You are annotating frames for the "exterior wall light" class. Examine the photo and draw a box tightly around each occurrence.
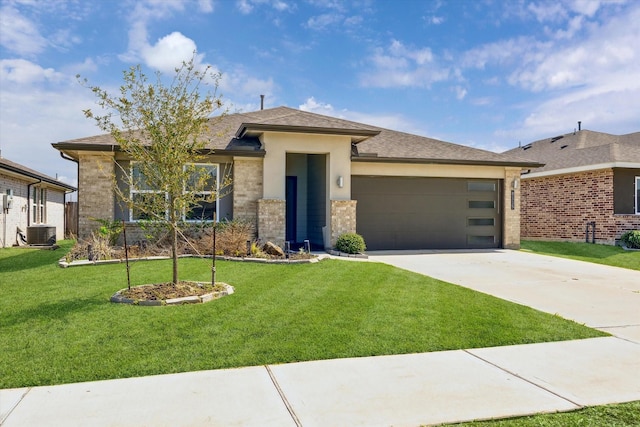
[337,176,344,188]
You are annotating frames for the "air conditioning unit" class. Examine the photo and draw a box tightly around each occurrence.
[26,225,56,245]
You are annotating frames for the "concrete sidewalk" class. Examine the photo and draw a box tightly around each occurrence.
[2,250,639,426]
[2,337,639,427]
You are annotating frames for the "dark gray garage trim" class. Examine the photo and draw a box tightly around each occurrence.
[352,176,502,250]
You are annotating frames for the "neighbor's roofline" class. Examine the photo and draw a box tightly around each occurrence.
[521,162,640,179]
[0,160,76,192]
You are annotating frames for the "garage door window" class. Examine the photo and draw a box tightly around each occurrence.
[468,235,495,245]
[468,218,494,226]
[468,181,496,192]
[469,200,495,209]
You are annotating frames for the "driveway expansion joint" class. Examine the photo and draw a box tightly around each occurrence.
[1,387,31,425]
[463,350,584,409]
[264,365,302,427]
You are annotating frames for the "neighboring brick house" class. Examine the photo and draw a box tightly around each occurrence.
[504,129,640,245]
[0,157,76,248]
[53,107,538,251]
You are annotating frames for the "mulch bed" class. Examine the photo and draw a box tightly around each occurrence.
[119,281,227,301]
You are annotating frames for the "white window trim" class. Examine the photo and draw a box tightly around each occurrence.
[129,162,167,222]
[635,176,640,215]
[184,163,219,223]
[129,162,219,222]
[31,186,47,224]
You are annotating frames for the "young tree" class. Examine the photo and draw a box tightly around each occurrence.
[80,56,226,284]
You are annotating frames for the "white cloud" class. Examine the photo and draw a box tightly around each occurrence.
[236,0,291,14]
[299,97,430,136]
[306,13,343,30]
[509,6,640,92]
[454,86,467,100]
[0,59,65,84]
[141,32,202,73]
[360,39,449,88]
[0,4,47,56]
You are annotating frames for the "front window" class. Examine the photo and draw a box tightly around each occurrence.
[130,163,166,221]
[31,187,47,224]
[129,162,219,222]
[185,164,218,222]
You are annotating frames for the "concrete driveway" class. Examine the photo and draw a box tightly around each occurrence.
[368,249,640,343]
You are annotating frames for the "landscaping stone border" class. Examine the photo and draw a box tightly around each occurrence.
[110,282,235,306]
[326,249,368,259]
[59,253,326,268]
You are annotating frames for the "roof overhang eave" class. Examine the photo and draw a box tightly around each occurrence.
[351,156,544,168]
[0,164,77,192]
[235,123,380,142]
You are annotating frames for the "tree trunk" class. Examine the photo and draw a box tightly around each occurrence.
[169,194,179,285]
[172,223,179,284]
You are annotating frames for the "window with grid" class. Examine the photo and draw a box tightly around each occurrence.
[31,187,47,224]
[129,162,218,222]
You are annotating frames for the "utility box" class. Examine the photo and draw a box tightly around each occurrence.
[26,225,56,245]
[3,190,13,210]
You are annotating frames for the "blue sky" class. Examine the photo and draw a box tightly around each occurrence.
[1,0,639,190]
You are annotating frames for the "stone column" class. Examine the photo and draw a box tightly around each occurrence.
[78,152,115,241]
[257,199,285,247]
[503,168,521,249]
[232,158,263,238]
[330,199,357,249]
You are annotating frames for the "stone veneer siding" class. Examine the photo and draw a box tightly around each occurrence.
[521,168,640,244]
[78,152,114,240]
[503,169,522,249]
[232,158,263,238]
[257,199,285,247]
[330,200,357,248]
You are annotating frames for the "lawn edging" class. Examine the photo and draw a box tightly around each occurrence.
[110,282,235,306]
[59,253,328,268]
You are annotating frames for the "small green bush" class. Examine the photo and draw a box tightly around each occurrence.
[335,233,366,254]
[620,230,640,249]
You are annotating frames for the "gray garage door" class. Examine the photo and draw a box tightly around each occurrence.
[352,176,502,250]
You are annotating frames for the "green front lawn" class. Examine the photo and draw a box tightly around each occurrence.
[521,240,640,271]
[0,242,605,389]
[445,400,640,426]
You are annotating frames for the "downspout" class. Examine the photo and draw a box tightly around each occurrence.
[59,151,79,238]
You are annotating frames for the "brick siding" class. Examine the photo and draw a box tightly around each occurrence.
[521,168,639,244]
[257,199,285,246]
[232,159,263,238]
[78,153,115,240]
[503,169,521,249]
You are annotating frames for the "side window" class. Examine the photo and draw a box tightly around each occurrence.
[636,176,640,215]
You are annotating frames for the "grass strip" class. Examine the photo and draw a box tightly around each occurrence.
[0,241,605,388]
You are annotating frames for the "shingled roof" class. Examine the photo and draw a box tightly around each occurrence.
[53,106,539,167]
[0,157,76,191]
[503,130,640,175]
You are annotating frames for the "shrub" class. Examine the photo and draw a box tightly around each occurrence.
[335,233,366,254]
[620,230,640,249]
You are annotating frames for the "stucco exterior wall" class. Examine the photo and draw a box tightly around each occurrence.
[521,168,639,244]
